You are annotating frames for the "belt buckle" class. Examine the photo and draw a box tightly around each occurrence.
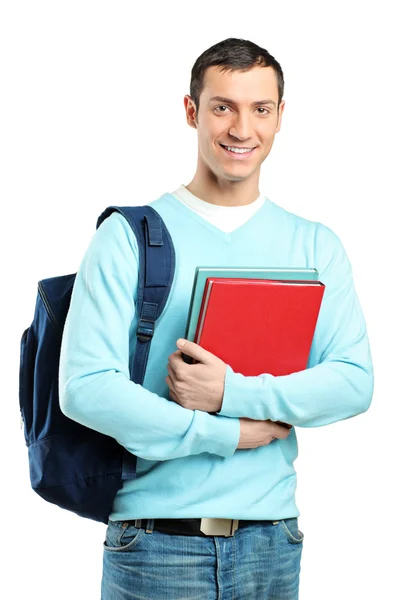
[200,518,239,537]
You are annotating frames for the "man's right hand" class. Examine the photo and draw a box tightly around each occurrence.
[237,418,292,449]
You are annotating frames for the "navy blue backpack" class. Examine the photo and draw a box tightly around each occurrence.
[19,205,176,523]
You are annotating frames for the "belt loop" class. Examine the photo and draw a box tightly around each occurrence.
[145,518,155,534]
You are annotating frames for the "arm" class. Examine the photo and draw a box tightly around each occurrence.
[218,223,374,427]
[58,212,240,460]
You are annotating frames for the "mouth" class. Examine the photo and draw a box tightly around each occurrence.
[219,143,257,160]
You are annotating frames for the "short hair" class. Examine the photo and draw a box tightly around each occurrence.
[189,38,284,118]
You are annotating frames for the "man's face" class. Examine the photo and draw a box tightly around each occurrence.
[185,65,285,183]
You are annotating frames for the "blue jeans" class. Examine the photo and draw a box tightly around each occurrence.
[101,517,304,599]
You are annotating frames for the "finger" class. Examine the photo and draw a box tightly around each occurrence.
[167,362,178,382]
[165,373,178,394]
[169,350,186,369]
[168,385,181,405]
[176,340,213,364]
[271,421,293,439]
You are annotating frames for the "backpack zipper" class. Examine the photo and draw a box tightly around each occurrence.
[38,281,62,334]
[19,327,29,431]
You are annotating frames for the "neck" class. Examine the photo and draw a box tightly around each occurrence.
[186,164,261,207]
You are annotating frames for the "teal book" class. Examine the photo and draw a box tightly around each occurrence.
[184,266,319,344]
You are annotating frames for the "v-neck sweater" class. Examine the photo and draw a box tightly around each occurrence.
[58,191,374,521]
[171,183,265,233]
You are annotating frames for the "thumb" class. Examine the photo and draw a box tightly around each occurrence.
[177,339,212,363]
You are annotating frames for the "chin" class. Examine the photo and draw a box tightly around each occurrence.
[220,171,252,183]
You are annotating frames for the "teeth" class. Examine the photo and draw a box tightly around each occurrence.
[224,145,254,154]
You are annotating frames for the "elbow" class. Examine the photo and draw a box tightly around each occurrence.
[353,362,374,416]
[362,370,374,413]
[58,377,89,425]
[331,360,374,421]
[59,372,70,416]
[59,381,79,421]
[58,359,107,424]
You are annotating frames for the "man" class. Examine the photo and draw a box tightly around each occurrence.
[59,37,374,599]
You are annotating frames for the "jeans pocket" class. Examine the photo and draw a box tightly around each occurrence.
[279,517,304,544]
[103,520,145,552]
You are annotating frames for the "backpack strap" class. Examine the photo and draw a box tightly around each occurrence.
[96,205,176,480]
[96,205,176,384]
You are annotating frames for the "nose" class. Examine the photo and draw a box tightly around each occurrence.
[228,112,253,142]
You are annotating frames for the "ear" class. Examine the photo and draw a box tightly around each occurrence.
[184,95,197,129]
[276,99,285,133]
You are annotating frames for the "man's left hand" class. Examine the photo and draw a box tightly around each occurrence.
[166,339,227,413]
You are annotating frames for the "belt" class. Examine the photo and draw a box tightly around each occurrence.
[131,517,280,537]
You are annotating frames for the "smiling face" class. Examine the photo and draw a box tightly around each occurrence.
[184,65,285,185]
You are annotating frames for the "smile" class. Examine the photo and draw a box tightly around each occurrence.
[219,144,257,159]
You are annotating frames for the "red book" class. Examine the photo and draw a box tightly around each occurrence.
[193,277,325,377]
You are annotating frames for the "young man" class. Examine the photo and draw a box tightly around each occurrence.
[59,38,374,599]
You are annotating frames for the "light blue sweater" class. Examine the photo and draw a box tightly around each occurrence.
[58,192,374,520]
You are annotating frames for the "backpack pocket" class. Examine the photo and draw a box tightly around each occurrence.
[28,429,125,523]
[19,326,35,439]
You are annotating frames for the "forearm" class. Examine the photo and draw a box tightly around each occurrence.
[218,223,374,427]
[220,351,373,427]
[59,365,240,461]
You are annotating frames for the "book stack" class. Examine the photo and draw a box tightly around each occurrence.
[183,267,325,378]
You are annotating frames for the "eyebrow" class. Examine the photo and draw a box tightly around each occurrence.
[208,95,277,108]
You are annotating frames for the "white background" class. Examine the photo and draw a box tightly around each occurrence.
[1,1,399,598]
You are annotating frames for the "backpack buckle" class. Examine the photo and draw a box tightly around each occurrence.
[137,318,155,342]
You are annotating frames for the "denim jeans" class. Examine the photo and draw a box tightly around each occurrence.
[101,517,304,599]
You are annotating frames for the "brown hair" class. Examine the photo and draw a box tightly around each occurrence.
[189,38,284,118]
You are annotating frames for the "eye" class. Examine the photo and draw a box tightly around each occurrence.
[214,105,230,113]
[257,107,270,115]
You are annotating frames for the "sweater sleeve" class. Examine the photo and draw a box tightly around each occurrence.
[218,223,374,427]
[58,212,240,460]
